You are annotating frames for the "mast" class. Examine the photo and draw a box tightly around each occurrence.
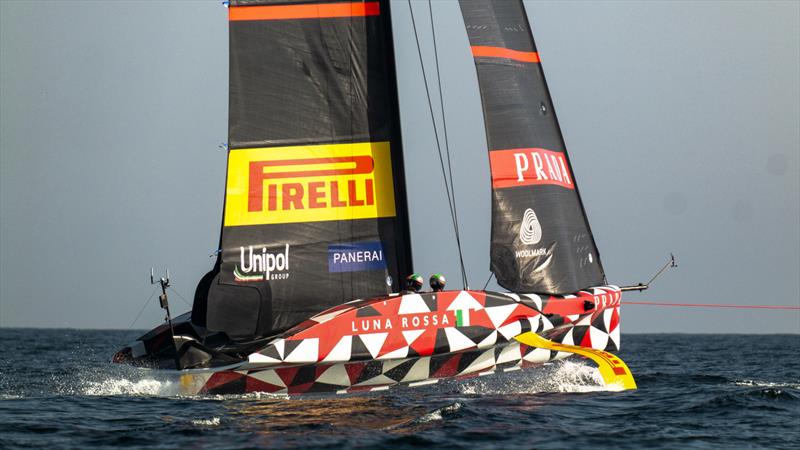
[459,0,606,294]
[194,0,412,338]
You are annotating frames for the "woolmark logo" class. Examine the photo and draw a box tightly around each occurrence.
[519,208,543,245]
[328,241,386,273]
[234,244,290,283]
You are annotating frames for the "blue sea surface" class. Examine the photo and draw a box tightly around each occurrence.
[0,329,798,449]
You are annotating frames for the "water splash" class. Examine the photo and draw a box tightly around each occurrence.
[191,417,221,427]
[80,377,178,396]
[733,379,800,390]
[459,360,613,395]
[413,402,464,423]
[0,394,24,400]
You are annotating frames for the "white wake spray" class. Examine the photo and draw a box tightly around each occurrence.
[80,377,178,396]
[458,360,615,395]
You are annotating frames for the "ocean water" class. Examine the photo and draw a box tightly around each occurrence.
[0,329,798,449]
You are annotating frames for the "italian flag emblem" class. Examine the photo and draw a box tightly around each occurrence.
[233,266,264,283]
[456,309,470,327]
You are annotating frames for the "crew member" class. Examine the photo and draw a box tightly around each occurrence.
[429,273,446,292]
[402,273,424,294]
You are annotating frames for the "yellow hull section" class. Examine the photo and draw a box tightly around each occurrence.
[515,331,637,390]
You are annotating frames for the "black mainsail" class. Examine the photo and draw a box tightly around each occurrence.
[459,0,606,294]
[193,0,412,338]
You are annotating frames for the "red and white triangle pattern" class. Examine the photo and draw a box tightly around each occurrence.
[187,286,623,396]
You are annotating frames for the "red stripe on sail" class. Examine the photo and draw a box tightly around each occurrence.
[489,148,574,189]
[471,46,540,63]
[229,2,380,21]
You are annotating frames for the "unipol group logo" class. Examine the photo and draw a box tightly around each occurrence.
[223,142,397,226]
[233,244,290,283]
[519,208,543,245]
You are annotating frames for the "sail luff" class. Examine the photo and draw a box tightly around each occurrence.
[380,0,414,285]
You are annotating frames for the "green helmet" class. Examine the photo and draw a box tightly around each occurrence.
[404,273,424,292]
[429,273,446,292]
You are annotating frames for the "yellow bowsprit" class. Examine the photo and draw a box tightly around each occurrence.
[514,331,637,390]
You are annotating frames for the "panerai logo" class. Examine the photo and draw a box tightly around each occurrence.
[328,241,386,273]
[516,208,548,258]
[234,244,290,282]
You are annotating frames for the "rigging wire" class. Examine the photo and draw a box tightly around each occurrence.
[128,286,159,329]
[622,301,800,310]
[407,0,468,288]
[167,286,194,308]
[482,272,494,291]
[427,0,468,289]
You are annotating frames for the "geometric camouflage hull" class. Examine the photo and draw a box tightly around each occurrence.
[176,286,623,395]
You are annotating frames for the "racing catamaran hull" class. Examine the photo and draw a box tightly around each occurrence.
[115,286,624,395]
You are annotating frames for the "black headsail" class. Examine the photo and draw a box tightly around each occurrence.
[193,0,412,339]
[458,0,605,294]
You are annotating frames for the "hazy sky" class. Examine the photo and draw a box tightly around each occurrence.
[1,0,798,333]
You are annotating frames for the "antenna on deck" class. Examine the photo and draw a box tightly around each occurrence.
[620,253,677,292]
[151,267,180,367]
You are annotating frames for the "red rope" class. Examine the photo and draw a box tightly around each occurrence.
[622,301,800,310]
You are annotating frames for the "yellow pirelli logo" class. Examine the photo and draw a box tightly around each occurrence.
[224,142,396,226]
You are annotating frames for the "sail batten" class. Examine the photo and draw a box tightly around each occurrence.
[470,46,540,63]
[459,0,606,295]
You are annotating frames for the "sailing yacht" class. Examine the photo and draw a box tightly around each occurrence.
[113,0,637,395]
